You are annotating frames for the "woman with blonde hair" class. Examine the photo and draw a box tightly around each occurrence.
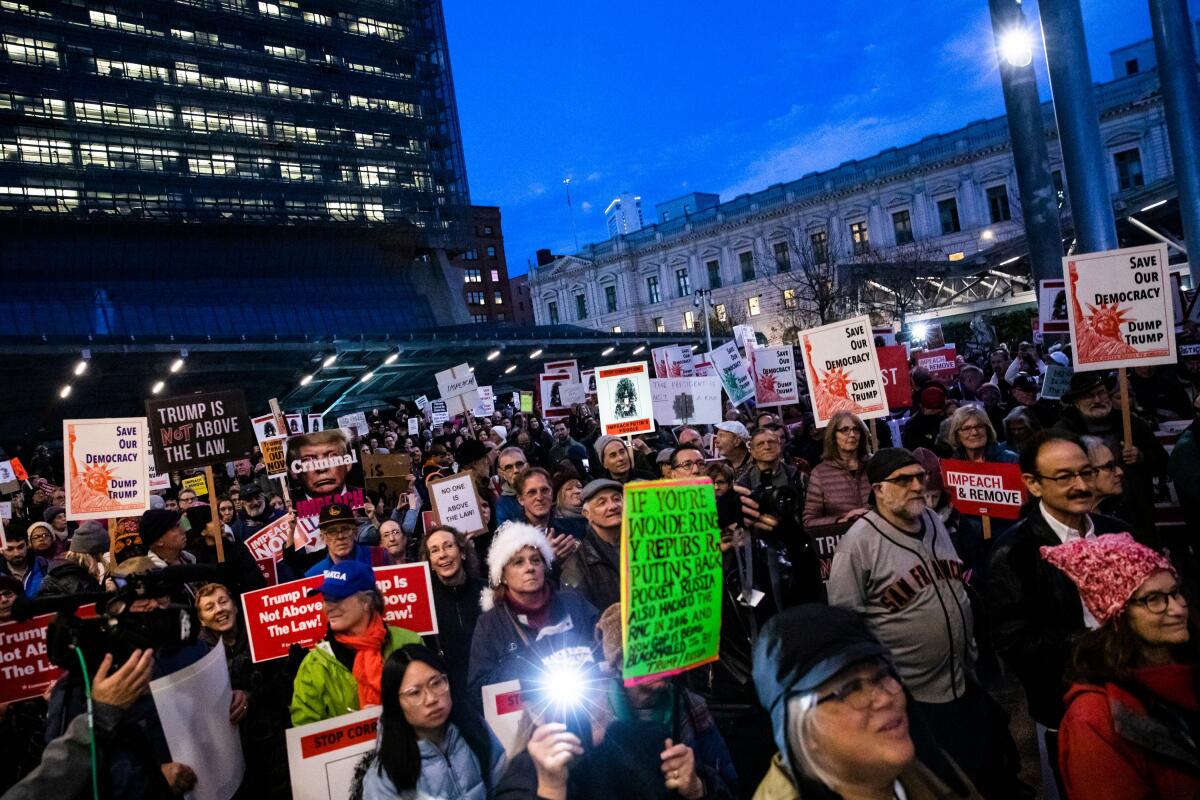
[947,404,1017,464]
[802,411,871,527]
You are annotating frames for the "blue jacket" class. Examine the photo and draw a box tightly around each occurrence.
[1,555,48,597]
[494,494,523,526]
[303,543,393,578]
[359,721,506,800]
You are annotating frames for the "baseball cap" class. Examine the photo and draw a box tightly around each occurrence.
[714,421,750,440]
[318,502,355,530]
[308,560,376,600]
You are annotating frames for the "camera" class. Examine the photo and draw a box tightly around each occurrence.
[715,479,804,534]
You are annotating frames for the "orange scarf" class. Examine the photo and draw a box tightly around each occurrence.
[335,613,388,708]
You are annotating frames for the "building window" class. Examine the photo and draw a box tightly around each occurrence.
[653,317,665,333]
[604,285,617,314]
[1125,58,1139,76]
[612,325,622,333]
[487,246,497,258]
[937,198,961,234]
[810,230,828,263]
[547,301,559,324]
[647,275,662,304]
[986,185,1012,223]
[748,296,762,316]
[892,210,914,245]
[850,221,869,255]
[575,293,587,320]
[676,268,691,297]
[773,241,791,272]
[1114,148,1145,190]
[471,314,488,323]
[490,270,500,282]
[494,290,504,305]
[706,259,722,289]
[466,290,485,305]
[484,225,494,235]
[497,313,506,322]
[783,288,797,309]
[3,35,59,68]
[739,251,755,282]
[464,268,482,283]
[684,310,695,330]
[714,303,727,322]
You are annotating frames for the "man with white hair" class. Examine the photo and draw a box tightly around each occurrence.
[495,446,529,525]
[714,421,753,479]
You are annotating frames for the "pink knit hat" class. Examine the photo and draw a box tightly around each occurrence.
[1040,534,1175,625]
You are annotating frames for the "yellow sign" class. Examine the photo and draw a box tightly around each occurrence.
[261,436,287,479]
[181,474,208,497]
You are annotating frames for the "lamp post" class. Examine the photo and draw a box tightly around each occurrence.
[693,289,714,353]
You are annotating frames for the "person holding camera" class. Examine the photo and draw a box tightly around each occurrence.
[735,428,800,496]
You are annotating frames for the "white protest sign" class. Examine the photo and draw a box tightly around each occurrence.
[734,324,757,351]
[0,503,10,521]
[543,359,580,383]
[436,363,480,416]
[407,417,419,436]
[596,361,655,437]
[1040,363,1074,401]
[558,382,587,406]
[580,369,597,395]
[748,346,800,407]
[0,461,14,484]
[538,372,573,418]
[652,345,695,379]
[335,412,369,438]
[63,417,151,521]
[428,472,485,535]
[799,314,890,427]
[286,707,381,800]
[692,357,715,378]
[1065,243,1176,369]
[482,680,525,756]
[473,385,496,417]
[307,413,323,433]
[651,377,724,426]
[415,395,430,412]
[709,341,755,407]
[430,400,449,427]
[1039,279,1070,334]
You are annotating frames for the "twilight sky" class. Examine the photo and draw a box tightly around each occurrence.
[442,0,1152,275]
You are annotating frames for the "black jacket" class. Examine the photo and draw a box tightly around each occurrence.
[426,573,486,705]
[559,525,620,613]
[982,508,1133,727]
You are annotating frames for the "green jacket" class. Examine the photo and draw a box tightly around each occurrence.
[290,625,421,726]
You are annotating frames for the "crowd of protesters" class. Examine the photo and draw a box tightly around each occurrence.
[2,329,1200,800]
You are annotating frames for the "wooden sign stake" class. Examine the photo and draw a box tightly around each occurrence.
[981,514,992,541]
[1118,368,1134,447]
[204,465,225,563]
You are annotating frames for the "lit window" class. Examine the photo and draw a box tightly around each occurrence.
[464,268,482,283]
[342,14,407,41]
[95,58,169,83]
[1,137,71,165]
[612,325,622,333]
[494,291,504,305]
[263,44,306,61]
[654,317,665,333]
[783,288,797,309]
[5,94,67,119]
[491,270,500,282]
[0,185,79,212]
[79,142,179,171]
[748,296,762,316]
[275,122,318,142]
[487,246,497,258]
[684,310,695,330]
[181,107,267,137]
[359,165,396,187]
[303,11,331,25]
[188,154,237,176]
[225,76,263,95]
[258,2,281,17]
[850,221,869,255]
[467,290,485,305]
[3,35,58,67]
[348,95,419,116]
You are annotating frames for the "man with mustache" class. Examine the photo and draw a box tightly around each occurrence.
[1052,371,1167,536]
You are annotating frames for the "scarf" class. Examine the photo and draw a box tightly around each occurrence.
[504,584,554,630]
[335,613,388,708]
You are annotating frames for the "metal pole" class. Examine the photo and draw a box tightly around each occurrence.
[702,291,714,353]
[1038,0,1120,253]
[1149,0,1200,282]
[987,0,1065,288]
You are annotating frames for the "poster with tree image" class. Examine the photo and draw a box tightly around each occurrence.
[595,361,654,437]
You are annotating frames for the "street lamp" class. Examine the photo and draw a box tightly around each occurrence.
[998,27,1034,68]
[693,289,714,353]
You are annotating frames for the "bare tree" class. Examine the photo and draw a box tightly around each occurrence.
[841,241,951,331]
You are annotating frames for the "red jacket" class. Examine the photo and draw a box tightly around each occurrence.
[1059,663,1200,799]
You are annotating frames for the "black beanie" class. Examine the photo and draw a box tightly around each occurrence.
[866,447,920,484]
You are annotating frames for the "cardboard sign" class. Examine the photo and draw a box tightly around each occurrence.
[1039,279,1070,334]
[427,472,485,535]
[543,359,580,383]
[915,345,958,383]
[0,614,63,703]
[651,377,724,426]
[620,478,722,685]
[181,474,208,497]
[709,341,755,407]
[799,315,890,426]
[652,345,695,379]
[940,459,1027,520]
[407,417,419,436]
[877,345,913,410]
[261,435,288,479]
[596,361,655,437]
[286,707,382,800]
[146,390,254,473]
[482,680,525,755]
[362,453,412,505]
[430,401,449,427]
[1064,243,1176,369]
[64,417,151,521]
[1040,363,1074,401]
[435,363,480,416]
[335,412,369,438]
[307,414,323,433]
[748,346,799,407]
[733,324,757,351]
[538,372,573,419]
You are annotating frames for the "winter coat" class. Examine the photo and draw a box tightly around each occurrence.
[35,557,100,598]
[290,625,423,726]
[426,574,487,706]
[0,556,47,597]
[902,414,951,457]
[981,509,1132,727]
[752,753,981,800]
[1059,664,1200,800]
[559,525,620,613]
[1168,421,1200,532]
[299,542,394,578]
[494,493,523,526]
[802,459,870,528]
[358,721,506,800]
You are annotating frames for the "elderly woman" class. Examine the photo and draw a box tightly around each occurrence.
[753,604,980,799]
[552,471,584,519]
[802,411,872,528]
[1001,406,1041,454]
[1082,435,1131,523]
[947,404,1017,464]
[467,522,599,701]
[419,525,486,703]
[291,560,423,725]
[1048,534,1200,799]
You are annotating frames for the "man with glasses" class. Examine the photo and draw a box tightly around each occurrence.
[561,479,624,610]
[285,502,394,578]
[736,428,799,493]
[827,447,1000,794]
[495,446,529,525]
[669,444,707,478]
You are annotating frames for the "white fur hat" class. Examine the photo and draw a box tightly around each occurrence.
[480,521,555,612]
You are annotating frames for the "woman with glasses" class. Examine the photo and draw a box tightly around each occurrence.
[802,411,872,527]
[1081,435,1131,524]
[753,604,980,799]
[1046,534,1200,799]
[945,405,1018,573]
[355,645,505,800]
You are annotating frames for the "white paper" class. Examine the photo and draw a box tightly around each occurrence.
[748,346,800,407]
[151,641,244,800]
[335,413,369,438]
[429,473,485,534]
[286,707,382,800]
[436,363,480,416]
[0,461,14,484]
[595,361,655,437]
[709,342,755,407]
[482,680,526,758]
[407,418,419,436]
[558,383,587,406]
[651,377,724,425]
[799,314,890,426]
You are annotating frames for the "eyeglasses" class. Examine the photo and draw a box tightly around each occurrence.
[673,459,705,471]
[1094,460,1121,474]
[1130,586,1187,614]
[399,673,450,704]
[1032,468,1098,486]
[880,471,929,487]
[323,527,356,541]
[958,424,988,435]
[835,426,861,435]
[500,461,527,472]
[816,668,903,710]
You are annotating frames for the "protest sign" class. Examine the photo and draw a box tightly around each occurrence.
[254,412,304,442]
[286,428,365,535]
[519,392,533,413]
[472,385,495,418]
[709,341,755,406]
[0,461,15,485]
[63,417,151,521]
[809,522,853,582]
[924,323,946,349]
[940,459,1027,536]
[877,345,913,409]
[243,514,298,564]
[363,453,412,506]
[261,435,288,479]
[7,457,26,482]
[307,413,323,433]
[151,641,244,800]
[1039,279,1070,334]
[435,363,480,416]
[557,382,587,406]
[872,326,898,346]
[580,369,597,395]
[621,478,722,685]
[286,707,382,800]
[427,472,486,535]
[538,372,573,419]
[596,361,655,437]
[0,503,10,521]
[691,357,715,378]
[181,474,208,497]
[799,315,890,427]
[650,377,723,426]
[373,563,439,633]
[145,391,253,473]
[0,614,62,704]
[482,680,526,755]
[652,345,695,379]
[748,346,799,406]
[335,412,369,438]
[915,345,958,382]
[415,395,430,412]
[1040,363,1074,401]
[543,359,580,383]
[1064,243,1176,369]
[407,417,419,436]
[733,324,757,351]
[430,401,449,426]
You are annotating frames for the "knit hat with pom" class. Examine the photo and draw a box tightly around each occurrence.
[480,521,555,612]
[1040,533,1175,625]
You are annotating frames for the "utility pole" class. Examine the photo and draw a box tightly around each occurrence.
[694,289,714,353]
[563,177,580,252]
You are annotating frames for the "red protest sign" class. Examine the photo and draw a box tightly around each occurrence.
[0,614,63,704]
[374,563,439,635]
[915,346,958,382]
[877,346,913,409]
[243,515,294,564]
[254,557,279,586]
[9,457,28,482]
[939,459,1027,520]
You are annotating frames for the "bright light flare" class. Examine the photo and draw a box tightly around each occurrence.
[529,349,543,359]
[601,346,615,356]
[632,345,646,355]
[911,323,929,342]
[59,385,72,399]
[300,374,314,386]
[998,28,1034,68]
[170,358,185,373]
[504,365,517,374]
[360,371,375,383]
[151,381,165,394]
[73,360,88,376]
[384,353,399,365]
[487,349,501,361]
[322,354,337,367]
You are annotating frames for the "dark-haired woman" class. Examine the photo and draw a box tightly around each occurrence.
[355,645,505,800]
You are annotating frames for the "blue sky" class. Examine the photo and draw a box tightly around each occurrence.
[442,0,1150,275]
